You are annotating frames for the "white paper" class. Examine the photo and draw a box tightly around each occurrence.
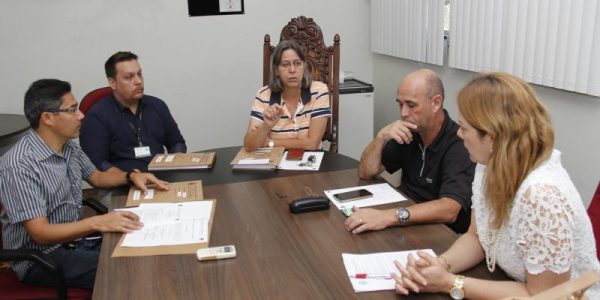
[219,0,242,12]
[342,249,436,293]
[278,151,324,171]
[239,158,270,165]
[132,189,154,201]
[324,183,407,210]
[144,189,154,199]
[116,202,212,247]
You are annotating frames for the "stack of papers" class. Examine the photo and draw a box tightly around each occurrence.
[324,183,407,210]
[116,201,213,247]
[342,249,436,292]
[230,147,285,170]
[230,147,326,171]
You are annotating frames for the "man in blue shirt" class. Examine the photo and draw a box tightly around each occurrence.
[0,79,169,289]
[80,51,186,172]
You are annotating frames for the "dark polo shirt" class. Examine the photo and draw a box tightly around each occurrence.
[80,94,186,172]
[381,110,475,233]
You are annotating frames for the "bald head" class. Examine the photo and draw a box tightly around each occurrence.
[400,69,445,102]
[395,69,446,136]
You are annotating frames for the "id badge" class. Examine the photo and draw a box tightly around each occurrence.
[134,146,151,158]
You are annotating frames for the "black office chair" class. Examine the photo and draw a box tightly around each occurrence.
[0,198,107,300]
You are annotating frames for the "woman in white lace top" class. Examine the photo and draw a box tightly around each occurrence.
[393,73,600,299]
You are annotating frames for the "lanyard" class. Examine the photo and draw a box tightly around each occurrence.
[127,111,144,147]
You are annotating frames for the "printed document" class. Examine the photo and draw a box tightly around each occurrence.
[342,249,436,292]
[324,183,407,210]
[117,201,212,247]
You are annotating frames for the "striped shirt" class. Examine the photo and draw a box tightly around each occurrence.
[0,130,96,279]
[250,81,331,140]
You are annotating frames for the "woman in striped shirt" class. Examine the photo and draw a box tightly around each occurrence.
[244,40,331,151]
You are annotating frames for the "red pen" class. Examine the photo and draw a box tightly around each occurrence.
[352,273,393,280]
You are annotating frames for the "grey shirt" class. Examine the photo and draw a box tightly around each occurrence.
[0,130,96,279]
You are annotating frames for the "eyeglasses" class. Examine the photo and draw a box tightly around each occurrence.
[47,106,79,114]
[279,60,304,70]
[298,155,317,167]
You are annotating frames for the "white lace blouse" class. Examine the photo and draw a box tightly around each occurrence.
[472,150,600,298]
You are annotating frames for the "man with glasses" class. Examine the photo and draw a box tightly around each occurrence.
[0,79,169,289]
[344,69,475,234]
[80,51,186,172]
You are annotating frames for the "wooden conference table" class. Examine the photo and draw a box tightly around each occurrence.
[93,147,507,300]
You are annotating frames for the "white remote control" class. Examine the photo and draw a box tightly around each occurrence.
[196,245,236,261]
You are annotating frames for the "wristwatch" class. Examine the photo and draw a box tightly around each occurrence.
[126,169,141,185]
[396,207,410,224]
[449,275,465,300]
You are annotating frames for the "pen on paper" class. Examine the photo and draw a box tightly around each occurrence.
[351,273,393,280]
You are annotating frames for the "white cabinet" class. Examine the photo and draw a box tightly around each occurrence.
[338,79,374,161]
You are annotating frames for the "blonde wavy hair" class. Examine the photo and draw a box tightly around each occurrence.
[457,72,554,228]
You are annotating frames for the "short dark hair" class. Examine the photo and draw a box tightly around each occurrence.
[105,51,138,78]
[268,40,312,93]
[24,79,71,129]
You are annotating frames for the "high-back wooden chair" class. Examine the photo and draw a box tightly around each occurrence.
[263,16,340,153]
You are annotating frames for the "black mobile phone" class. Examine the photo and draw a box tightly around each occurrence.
[333,189,373,202]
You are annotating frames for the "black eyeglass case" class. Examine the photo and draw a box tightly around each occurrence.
[289,197,330,214]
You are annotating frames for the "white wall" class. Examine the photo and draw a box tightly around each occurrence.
[0,0,373,151]
[372,54,600,206]
[4,0,597,205]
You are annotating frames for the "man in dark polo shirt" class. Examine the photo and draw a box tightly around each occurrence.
[80,51,186,172]
[344,69,474,234]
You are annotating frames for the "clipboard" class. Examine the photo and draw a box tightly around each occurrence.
[124,180,204,207]
[111,199,217,257]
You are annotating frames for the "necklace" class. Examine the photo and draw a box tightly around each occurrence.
[483,220,504,272]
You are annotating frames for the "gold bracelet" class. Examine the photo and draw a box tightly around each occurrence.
[438,254,451,271]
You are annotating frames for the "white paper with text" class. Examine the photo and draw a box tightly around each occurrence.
[342,249,436,292]
[116,202,212,247]
[324,183,407,210]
